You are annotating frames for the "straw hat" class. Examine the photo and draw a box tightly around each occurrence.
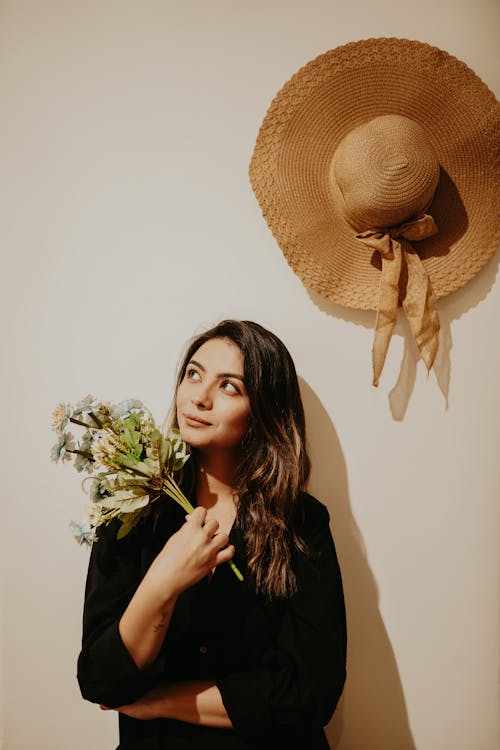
[249,38,500,386]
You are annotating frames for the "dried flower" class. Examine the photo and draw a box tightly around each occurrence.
[69,520,96,546]
[50,432,75,463]
[51,395,244,582]
[51,403,72,433]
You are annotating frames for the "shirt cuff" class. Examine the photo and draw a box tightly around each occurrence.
[78,619,167,707]
[217,667,272,735]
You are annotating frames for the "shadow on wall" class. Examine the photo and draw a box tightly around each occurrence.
[307,248,499,420]
[299,379,417,750]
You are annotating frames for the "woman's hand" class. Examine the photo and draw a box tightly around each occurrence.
[147,506,235,597]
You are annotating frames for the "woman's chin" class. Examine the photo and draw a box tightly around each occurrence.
[179,428,212,450]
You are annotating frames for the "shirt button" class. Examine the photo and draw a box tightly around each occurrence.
[199,645,208,655]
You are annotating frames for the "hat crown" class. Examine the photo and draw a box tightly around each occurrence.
[331,115,440,231]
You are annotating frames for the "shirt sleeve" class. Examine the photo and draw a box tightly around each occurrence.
[216,501,346,736]
[76,520,168,708]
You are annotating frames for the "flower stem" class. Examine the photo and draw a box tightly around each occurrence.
[163,478,194,514]
[69,417,94,429]
[89,411,103,428]
[228,560,244,581]
[72,449,93,458]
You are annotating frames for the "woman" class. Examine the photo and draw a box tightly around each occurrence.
[77,319,347,749]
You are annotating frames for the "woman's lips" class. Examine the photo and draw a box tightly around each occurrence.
[183,413,212,427]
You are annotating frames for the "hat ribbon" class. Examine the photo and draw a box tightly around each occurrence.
[356,214,440,387]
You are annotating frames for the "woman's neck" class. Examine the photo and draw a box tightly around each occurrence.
[193,450,238,509]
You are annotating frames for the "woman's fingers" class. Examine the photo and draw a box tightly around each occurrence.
[189,506,207,525]
[209,529,228,549]
[154,506,234,591]
[202,518,220,537]
[214,544,235,565]
[185,509,220,538]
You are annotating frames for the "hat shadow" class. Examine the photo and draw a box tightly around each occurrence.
[299,378,417,750]
[307,244,499,419]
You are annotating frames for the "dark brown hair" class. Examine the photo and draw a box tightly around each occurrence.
[171,320,311,599]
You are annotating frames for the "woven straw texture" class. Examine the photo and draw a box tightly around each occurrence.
[249,38,500,311]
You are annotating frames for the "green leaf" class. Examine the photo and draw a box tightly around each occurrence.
[98,492,150,513]
[161,438,172,467]
[123,413,140,432]
[150,429,162,446]
[172,454,189,472]
[117,510,144,539]
[134,458,158,478]
[115,471,150,488]
[122,429,141,451]
[117,453,140,469]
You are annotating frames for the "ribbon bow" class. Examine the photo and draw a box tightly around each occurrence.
[357,214,440,387]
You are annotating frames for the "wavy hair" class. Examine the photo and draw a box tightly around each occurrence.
[168,320,311,599]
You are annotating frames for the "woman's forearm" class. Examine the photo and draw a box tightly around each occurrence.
[118,508,234,671]
[118,568,179,670]
[162,681,232,728]
[122,681,233,728]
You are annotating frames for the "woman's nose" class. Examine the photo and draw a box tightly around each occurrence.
[192,383,212,409]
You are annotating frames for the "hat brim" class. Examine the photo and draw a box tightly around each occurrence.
[250,38,500,310]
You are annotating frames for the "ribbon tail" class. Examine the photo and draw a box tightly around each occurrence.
[401,242,440,374]
[372,242,403,387]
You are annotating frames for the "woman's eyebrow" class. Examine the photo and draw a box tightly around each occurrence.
[188,359,245,383]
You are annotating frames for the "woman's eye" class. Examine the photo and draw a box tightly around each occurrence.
[186,368,201,381]
[221,380,239,394]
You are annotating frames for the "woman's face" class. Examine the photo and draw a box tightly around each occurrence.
[176,337,251,453]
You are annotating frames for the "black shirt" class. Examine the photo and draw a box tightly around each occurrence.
[77,491,347,749]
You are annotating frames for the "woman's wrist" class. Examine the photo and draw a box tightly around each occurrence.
[144,558,184,602]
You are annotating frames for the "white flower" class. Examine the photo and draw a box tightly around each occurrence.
[74,452,93,474]
[87,476,113,502]
[88,503,106,528]
[81,430,97,449]
[69,520,96,546]
[50,432,75,463]
[140,416,155,440]
[74,432,97,473]
[73,394,99,418]
[90,431,121,465]
[111,399,146,420]
[51,403,72,433]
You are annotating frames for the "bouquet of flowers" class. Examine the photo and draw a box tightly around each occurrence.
[51,395,243,581]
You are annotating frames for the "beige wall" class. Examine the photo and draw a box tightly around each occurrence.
[2,1,499,749]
